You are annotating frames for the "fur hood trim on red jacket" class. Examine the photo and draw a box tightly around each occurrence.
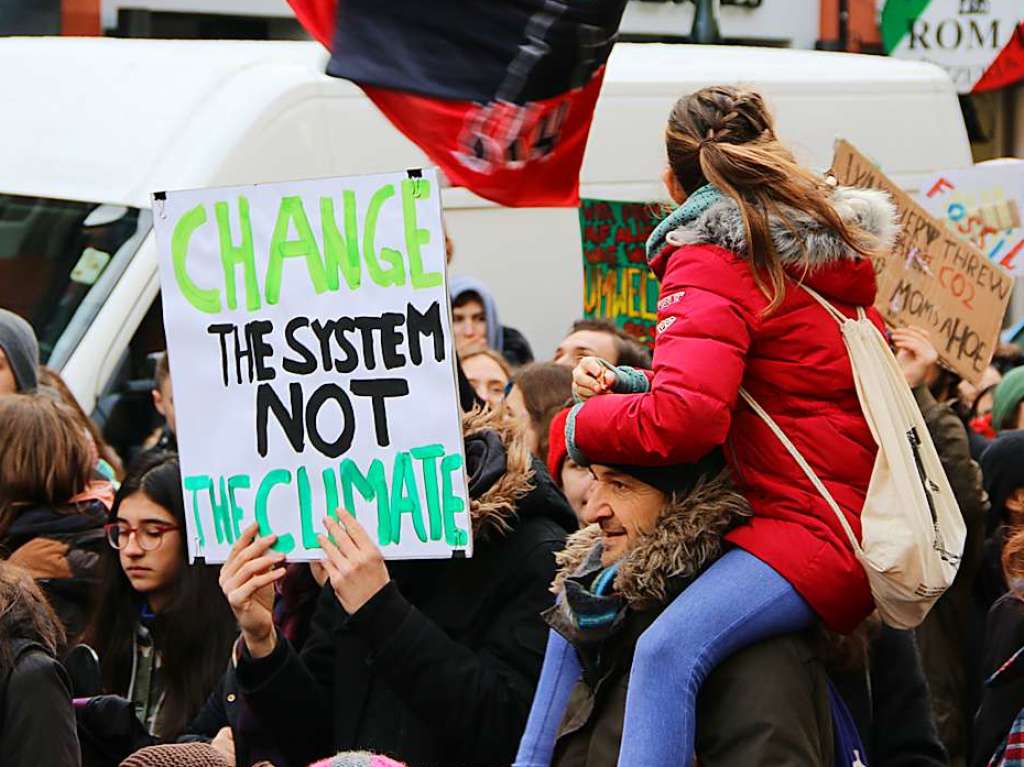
[664,187,899,270]
[551,471,750,610]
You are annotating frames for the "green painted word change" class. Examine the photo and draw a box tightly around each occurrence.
[172,179,442,314]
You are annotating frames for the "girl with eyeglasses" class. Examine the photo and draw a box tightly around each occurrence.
[82,451,236,741]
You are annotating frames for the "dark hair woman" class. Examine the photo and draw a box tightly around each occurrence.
[0,561,81,766]
[82,451,236,740]
[0,392,106,638]
[522,85,899,767]
[39,365,125,481]
[503,362,573,461]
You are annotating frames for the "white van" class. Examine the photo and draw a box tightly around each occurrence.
[0,36,972,451]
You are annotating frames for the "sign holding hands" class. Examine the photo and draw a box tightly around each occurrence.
[219,522,285,659]
[318,514,391,615]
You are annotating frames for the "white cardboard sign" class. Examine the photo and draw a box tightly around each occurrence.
[152,170,471,562]
[915,160,1024,277]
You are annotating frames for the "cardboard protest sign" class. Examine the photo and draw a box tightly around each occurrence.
[152,170,471,562]
[832,140,1014,384]
[915,161,1024,277]
[578,199,661,348]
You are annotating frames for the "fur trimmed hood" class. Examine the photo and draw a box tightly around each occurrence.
[552,472,751,610]
[663,186,898,271]
[461,407,536,540]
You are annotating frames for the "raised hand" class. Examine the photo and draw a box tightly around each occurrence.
[318,514,390,615]
[218,522,286,658]
[892,326,938,388]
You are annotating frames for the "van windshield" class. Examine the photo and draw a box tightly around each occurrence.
[0,193,151,368]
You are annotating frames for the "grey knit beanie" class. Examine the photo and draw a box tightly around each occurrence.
[0,308,39,392]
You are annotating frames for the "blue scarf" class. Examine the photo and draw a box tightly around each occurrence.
[544,545,626,646]
[645,184,725,263]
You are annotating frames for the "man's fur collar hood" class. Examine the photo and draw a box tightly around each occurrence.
[663,186,899,270]
[552,472,751,610]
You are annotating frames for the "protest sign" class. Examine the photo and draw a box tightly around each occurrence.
[915,161,1024,277]
[578,199,661,347]
[152,170,471,563]
[833,140,1014,384]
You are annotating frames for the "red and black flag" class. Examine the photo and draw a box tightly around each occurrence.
[288,0,628,207]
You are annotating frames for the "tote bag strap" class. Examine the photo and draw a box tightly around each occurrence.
[738,387,862,555]
[799,283,868,325]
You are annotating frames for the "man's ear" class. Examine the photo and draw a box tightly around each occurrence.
[1008,487,1024,515]
[152,388,166,418]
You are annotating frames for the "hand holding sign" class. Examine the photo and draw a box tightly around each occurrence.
[219,523,285,658]
[893,326,939,388]
[319,513,391,615]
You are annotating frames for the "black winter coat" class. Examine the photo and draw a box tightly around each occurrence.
[973,594,1024,767]
[2,501,106,639]
[233,455,574,767]
[831,626,947,767]
[1,639,81,767]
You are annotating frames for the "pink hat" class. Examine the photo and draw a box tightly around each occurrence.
[308,753,407,767]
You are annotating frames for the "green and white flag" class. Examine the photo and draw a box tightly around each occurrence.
[882,1,1024,94]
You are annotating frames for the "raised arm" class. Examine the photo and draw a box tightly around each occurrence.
[569,247,760,466]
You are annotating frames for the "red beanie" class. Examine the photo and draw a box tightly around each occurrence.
[547,408,570,487]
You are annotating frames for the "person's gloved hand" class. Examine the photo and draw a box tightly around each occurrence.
[573,357,650,402]
[572,357,617,401]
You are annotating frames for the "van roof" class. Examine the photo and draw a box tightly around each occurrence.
[605,41,953,92]
[0,37,968,206]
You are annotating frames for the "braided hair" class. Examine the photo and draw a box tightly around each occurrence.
[665,85,878,313]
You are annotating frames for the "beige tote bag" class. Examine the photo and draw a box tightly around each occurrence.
[739,286,966,630]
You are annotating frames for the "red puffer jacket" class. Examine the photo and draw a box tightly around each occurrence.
[570,187,898,633]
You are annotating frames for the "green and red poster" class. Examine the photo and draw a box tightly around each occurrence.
[578,199,661,348]
[882,1,1024,94]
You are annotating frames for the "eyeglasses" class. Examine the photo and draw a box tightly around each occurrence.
[104,521,180,551]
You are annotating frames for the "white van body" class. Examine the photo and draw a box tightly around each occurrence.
[0,37,971,413]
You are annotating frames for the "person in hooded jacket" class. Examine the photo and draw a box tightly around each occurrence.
[218,408,574,767]
[524,452,839,767]
[0,561,81,767]
[450,276,534,366]
[0,392,107,638]
[520,448,946,767]
[549,85,896,767]
[0,307,39,395]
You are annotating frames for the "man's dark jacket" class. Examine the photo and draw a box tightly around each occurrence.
[543,473,836,767]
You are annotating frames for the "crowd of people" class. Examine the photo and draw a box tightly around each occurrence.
[2,84,1024,767]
